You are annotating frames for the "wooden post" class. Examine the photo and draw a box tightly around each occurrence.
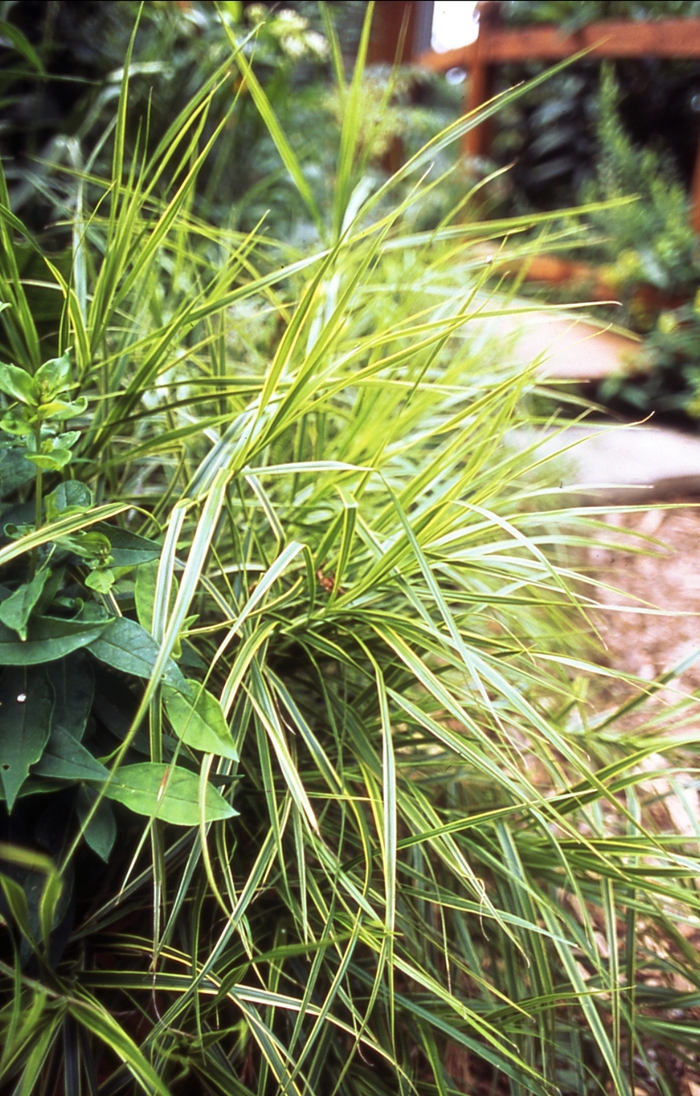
[463,1,497,159]
[368,1,418,65]
[463,43,491,158]
[369,1,419,174]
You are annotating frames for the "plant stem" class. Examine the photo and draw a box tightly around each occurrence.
[31,425,43,578]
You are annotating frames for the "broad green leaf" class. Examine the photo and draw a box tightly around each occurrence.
[47,654,94,740]
[0,569,50,640]
[44,480,92,522]
[0,666,53,809]
[26,447,73,471]
[96,524,162,567]
[84,568,116,594]
[33,725,108,782]
[33,351,71,399]
[0,614,109,666]
[135,558,171,632]
[0,443,34,499]
[104,762,237,825]
[135,558,184,654]
[87,617,187,692]
[0,361,34,405]
[77,786,117,862]
[38,396,87,421]
[163,683,238,759]
[0,410,32,436]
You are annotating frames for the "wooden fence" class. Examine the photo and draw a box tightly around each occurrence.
[371,2,700,228]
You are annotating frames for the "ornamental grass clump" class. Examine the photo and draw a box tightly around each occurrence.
[0,7,699,1095]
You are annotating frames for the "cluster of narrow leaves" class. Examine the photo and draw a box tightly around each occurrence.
[1,7,700,1096]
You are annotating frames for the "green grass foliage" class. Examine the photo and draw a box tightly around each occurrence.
[1,8,700,1094]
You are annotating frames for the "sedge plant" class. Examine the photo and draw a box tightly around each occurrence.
[0,7,699,1095]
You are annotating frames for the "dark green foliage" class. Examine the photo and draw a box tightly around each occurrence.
[579,65,700,422]
[586,63,700,297]
[599,294,700,417]
[0,343,240,840]
[501,0,700,28]
[0,1,343,231]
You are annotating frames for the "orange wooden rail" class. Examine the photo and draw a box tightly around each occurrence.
[418,17,700,69]
[370,3,700,229]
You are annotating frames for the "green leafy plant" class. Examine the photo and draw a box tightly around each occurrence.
[0,339,239,817]
[598,290,700,418]
[0,0,346,233]
[501,0,700,29]
[588,64,699,305]
[579,64,700,422]
[1,7,700,1095]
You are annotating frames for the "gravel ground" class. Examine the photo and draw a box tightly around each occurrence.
[578,506,700,1096]
[588,502,700,693]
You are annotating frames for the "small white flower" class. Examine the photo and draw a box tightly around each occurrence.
[281,34,306,58]
[276,9,307,30]
[247,4,267,24]
[306,31,328,58]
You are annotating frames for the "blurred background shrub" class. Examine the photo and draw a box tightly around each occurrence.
[0,0,476,241]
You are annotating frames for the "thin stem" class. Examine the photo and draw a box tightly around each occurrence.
[31,424,43,578]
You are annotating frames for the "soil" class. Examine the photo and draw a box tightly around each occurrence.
[583,502,700,1096]
[588,501,700,693]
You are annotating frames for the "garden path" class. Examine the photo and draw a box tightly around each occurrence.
[481,301,700,1096]
[507,309,700,699]
[507,307,639,382]
[498,305,700,500]
[468,300,700,699]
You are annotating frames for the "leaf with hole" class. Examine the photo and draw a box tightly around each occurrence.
[0,666,53,809]
[103,762,238,825]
